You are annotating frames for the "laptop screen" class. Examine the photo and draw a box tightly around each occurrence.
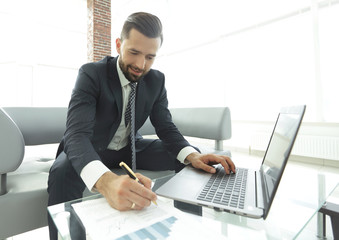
[260,106,305,216]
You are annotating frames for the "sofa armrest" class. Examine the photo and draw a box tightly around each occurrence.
[1,107,67,195]
[3,107,67,145]
[0,108,25,175]
[0,108,25,195]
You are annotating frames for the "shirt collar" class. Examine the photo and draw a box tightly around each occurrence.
[116,56,130,88]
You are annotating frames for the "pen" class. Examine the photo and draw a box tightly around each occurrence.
[119,161,157,205]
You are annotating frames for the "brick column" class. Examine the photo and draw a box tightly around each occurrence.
[87,0,111,62]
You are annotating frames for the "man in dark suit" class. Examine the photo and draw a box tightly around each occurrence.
[47,12,235,239]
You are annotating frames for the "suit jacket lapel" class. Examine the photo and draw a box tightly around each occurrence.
[107,57,123,118]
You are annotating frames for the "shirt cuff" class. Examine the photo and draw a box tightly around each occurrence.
[80,160,111,193]
[177,146,198,165]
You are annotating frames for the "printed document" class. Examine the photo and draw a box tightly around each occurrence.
[72,197,223,240]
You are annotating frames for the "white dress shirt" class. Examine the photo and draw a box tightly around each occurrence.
[80,57,197,192]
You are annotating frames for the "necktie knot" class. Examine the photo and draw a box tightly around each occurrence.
[130,82,136,91]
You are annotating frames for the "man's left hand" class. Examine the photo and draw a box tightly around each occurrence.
[186,152,236,174]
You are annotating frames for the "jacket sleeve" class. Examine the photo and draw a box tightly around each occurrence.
[64,63,102,176]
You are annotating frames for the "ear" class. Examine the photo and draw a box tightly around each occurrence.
[116,38,122,54]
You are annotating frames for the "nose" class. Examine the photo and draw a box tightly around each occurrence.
[135,56,146,70]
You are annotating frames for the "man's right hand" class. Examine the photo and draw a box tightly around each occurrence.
[94,171,157,211]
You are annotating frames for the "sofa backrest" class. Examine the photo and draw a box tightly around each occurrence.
[1,106,231,176]
[139,107,232,141]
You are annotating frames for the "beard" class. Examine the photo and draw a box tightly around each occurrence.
[118,58,147,83]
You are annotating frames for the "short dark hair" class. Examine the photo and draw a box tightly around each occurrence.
[121,12,163,45]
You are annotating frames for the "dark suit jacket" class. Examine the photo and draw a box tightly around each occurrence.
[57,56,191,175]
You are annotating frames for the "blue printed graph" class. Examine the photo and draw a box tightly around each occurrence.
[116,216,178,240]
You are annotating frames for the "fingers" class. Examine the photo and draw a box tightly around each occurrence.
[218,156,236,174]
[129,201,143,211]
[199,154,236,174]
[128,179,157,206]
[103,174,157,211]
[111,200,142,211]
[117,176,156,209]
[224,156,236,173]
[136,173,152,189]
[194,160,217,173]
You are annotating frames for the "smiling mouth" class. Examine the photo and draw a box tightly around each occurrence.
[129,66,143,76]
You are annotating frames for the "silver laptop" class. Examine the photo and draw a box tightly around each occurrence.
[156,105,306,219]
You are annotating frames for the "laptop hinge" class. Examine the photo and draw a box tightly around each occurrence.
[255,171,265,209]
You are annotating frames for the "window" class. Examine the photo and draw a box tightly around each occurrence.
[1,0,338,123]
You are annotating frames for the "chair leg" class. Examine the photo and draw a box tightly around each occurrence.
[317,212,326,238]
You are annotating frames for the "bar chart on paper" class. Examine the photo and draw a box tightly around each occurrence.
[116,216,178,240]
[72,197,221,240]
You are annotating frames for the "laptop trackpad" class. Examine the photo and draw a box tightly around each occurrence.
[155,167,210,200]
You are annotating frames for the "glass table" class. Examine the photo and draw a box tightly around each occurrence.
[48,162,339,240]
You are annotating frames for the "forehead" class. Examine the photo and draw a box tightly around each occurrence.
[122,28,161,55]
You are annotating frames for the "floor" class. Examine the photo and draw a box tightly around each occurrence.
[7,151,339,240]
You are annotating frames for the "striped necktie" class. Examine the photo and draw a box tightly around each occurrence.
[125,82,137,171]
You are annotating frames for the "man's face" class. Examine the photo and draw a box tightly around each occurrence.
[116,28,161,82]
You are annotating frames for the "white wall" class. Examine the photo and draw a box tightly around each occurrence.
[0,0,87,107]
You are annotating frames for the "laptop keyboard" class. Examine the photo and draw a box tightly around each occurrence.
[197,166,248,209]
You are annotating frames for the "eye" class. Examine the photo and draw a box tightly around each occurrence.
[146,56,155,61]
[129,49,139,55]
